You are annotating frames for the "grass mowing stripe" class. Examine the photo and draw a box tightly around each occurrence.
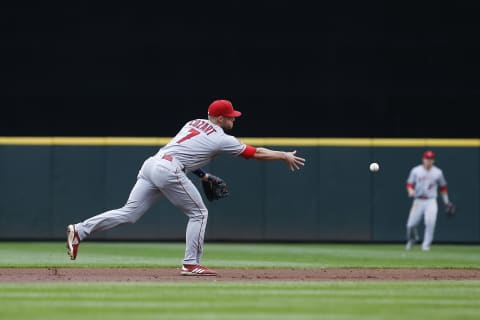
[1,242,479,268]
[0,282,479,320]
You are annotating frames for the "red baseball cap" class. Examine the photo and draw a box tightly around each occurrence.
[423,150,435,159]
[208,99,242,118]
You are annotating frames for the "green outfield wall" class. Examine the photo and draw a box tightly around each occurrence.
[0,137,479,242]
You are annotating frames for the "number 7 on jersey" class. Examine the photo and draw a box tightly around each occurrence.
[177,128,200,143]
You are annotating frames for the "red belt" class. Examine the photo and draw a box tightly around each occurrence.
[162,154,173,161]
[161,154,185,172]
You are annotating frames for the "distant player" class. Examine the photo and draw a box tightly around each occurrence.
[66,99,306,275]
[405,150,454,251]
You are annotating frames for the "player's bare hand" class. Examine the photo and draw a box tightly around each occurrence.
[285,150,306,171]
[407,188,415,198]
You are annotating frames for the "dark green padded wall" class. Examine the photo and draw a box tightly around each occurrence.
[0,145,478,242]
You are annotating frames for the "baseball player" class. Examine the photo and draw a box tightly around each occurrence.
[66,99,306,276]
[405,150,454,251]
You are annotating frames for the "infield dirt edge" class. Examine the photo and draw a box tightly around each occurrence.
[1,268,480,282]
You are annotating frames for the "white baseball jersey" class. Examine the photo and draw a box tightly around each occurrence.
[76,118,256,266]
[155,119,255,172]
[406,165,447,199]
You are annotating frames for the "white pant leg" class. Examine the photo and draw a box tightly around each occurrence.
[76,160,163,240]
[422,199,438,250]
[406,199,425,240]
[163,174,207,265]
[145,158,208,265]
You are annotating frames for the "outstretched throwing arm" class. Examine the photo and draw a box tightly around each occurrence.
[252,147,306,171]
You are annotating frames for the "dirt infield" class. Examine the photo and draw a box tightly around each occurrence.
[1,268,480,282]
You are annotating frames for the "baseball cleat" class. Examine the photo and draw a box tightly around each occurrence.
[66,224,81,260]
[181,264,217,276]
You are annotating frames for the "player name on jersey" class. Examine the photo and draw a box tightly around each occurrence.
[187,119,217,135]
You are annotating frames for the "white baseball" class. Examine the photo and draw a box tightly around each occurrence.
[369,162,380,172]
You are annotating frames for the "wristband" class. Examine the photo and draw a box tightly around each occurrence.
[193,169,206,178]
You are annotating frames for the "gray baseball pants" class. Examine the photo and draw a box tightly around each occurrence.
[74,156,208,265]
[406,198,438,250]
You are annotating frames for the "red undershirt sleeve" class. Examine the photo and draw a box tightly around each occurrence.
[239,145,257,159]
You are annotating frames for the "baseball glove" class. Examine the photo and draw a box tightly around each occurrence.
[445,202,456,217]
[201,174,229,201]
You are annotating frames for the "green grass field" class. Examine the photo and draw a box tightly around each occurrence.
[1,242,479,320]
[1,281,479,320]
[1,242,479,268]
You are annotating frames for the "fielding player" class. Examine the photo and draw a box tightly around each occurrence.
[66,99,306,276]
[405,150,454,251]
